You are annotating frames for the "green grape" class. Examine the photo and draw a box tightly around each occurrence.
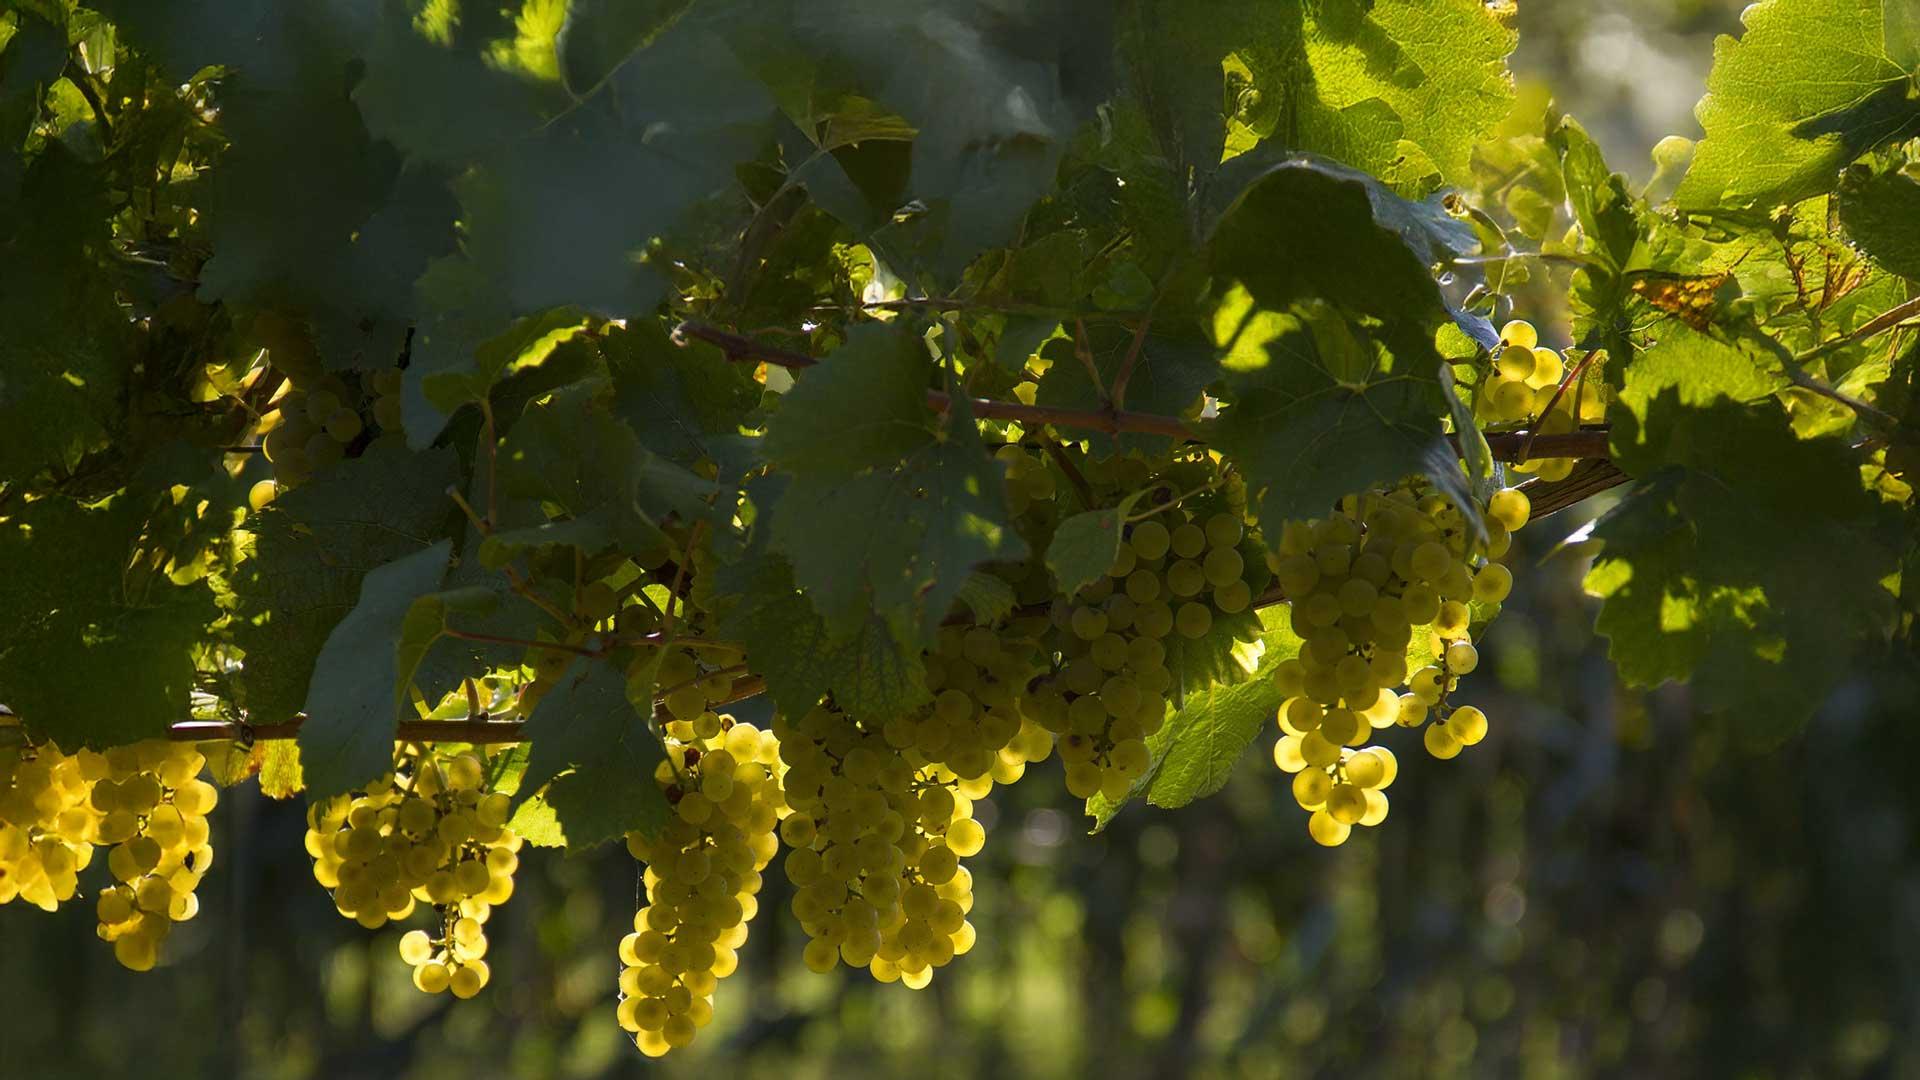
[1213,579,1251,613]
[1165,560,1206,598]
[1202,547,1244,588]
[1496,345,1536,382]
[1128,521,1170,560]
[1174,602,1212,639]
[1070,606,1109,641]
[1170,522,1206,559]
[1499,319,1538,349]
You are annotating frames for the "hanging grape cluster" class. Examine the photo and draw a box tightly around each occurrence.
[2,730,220,971]
[91,742,220,971]
[304,743,521,995]
[1268,480,1528,845]
[1473,319,1593,483]
[775,702,984,989]
[0,736,98,912]
[618,715,784,1056]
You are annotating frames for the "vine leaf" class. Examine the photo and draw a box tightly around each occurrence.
[770,397,1028,641]
[1088,605,1302,830]
[1047,490,1149,598]
[298,541,455,796]
[763,323,936,476]
[226,441,461,725]
[1120,0,1515,197]
[515,657,669,850]
[1839,164,1920,281]
[493,380,716,559]
[0,497,217,748]
[764,1,1117,282]
[1674,0,1920,213]
[714,549,932,722]
[606,319,762,476]
[556,0,697,95]
[1588,395,1902,743]
[1034,328,1217,458]
[1211,301,1471,542]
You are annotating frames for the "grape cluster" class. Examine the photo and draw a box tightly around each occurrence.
[1266,481,1527,845]
[1477,319,1587,483]
[892,624,1054,790]
[91,742,219,971]
[304,743,521,995]
[776,704,982,990]
[619,716,784,1056]
[657,645,747,728]
[1025,507,1254,801]
[248,313,377,508]
[0,737,99,911]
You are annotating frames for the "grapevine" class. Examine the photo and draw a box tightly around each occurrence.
[4,0,1920,1068]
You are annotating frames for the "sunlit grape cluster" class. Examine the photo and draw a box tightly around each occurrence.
[776,704,981,989]
[1267,481,1527,845]
[247,313,379,509]
[1024,507,1254,801]
[90,742,219,971]
[1477,319,1585,483]
[619,715,784,1056]
[894,624,1055,789]
[0,736,99,911]
[304,743,521,995]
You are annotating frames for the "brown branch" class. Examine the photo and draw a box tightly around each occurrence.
[1519,459,1632,518]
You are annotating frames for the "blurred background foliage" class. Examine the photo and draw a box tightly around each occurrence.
[8,1,1920,1077]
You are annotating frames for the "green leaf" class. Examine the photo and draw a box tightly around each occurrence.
[1033,328,1213,457]
[760,1,1117,281]
[1206,154,1474,326]
[259,742,306,800]
[0,149,131,484]
[1675,0,1920,212]
[395,586,504,706]
[1088,605,1300,829]
[493,380,711,558]
[1588,395,1900,742]
[0,494,218,748]
[505,792,568,847]
[298,541,455,796]
[1550,116,1642,271]
[1120,0,1515,196]
[714,548,930,721]
[606,319,762,475]
[1211,300,1469,539]
[557,0,697,95]
[1615,316,1789,418]
[953,571,1018,626]
[1147,606,1304,810]
[763,324,935,475]
[770,398,1028,639]
[1839,164,1920,280]
[516,657,669,849]
[226,441,461,724]
[1047,491,1150,597]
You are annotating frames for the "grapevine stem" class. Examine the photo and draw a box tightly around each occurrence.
[1035,429,1096,509]
[676,320,1613,460]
